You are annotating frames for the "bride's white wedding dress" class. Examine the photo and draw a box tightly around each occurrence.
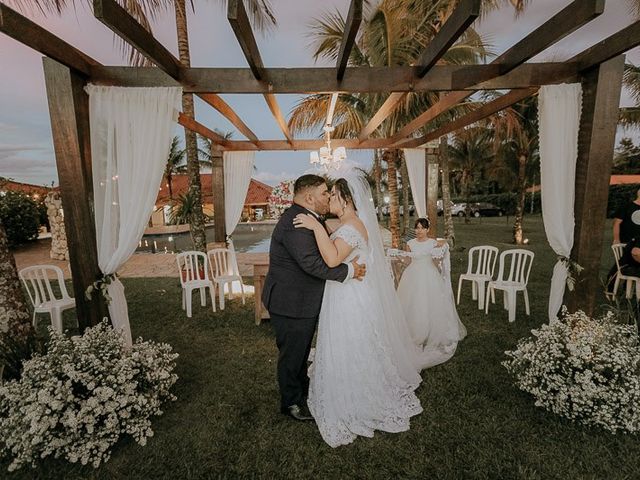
[397,238,467,368]
[307,223,423,448]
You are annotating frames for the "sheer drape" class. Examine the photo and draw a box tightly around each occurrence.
[538,83,582,322]
[223,151,255,239]
[403,149,426,218]
[87,85,182,344]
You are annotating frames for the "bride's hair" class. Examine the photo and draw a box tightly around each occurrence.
[334,178,356,211]
[415,217,430,230]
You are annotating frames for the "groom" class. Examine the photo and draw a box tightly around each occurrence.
[262,174,366,421]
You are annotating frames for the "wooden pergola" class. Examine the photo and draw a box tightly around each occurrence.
[1,0,638,326]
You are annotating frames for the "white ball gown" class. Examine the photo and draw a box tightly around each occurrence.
[396,238,467,368]
[307,224,423,448]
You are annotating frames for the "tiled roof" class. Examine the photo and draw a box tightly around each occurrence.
[0,179,57,197]
[156,174,272,206]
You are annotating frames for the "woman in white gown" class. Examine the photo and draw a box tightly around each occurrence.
[396,218,467,368]
[293,176,423,448]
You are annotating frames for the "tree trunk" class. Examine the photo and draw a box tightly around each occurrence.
[513,152,527,244]
[400,154,410,236]
[462,170,471,224]
[373,149,384,221]
[174,0,206,252]
[386,149,401,248]
[0,220,30,332]
[441,139,455,245]
[167,172,174,202]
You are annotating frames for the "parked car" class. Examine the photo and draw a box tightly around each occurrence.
[381,205,416,216]
[474,202,505,217]
[437,199,454,216]
[451,202,471,217]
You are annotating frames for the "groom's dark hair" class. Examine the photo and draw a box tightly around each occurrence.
[294,174,326,195]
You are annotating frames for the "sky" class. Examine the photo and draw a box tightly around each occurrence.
[0,0,639,187]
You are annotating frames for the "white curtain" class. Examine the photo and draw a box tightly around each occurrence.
[403,149,426,218]
[87,85,182,345]
[224,151,255,238]
[538,83,582,322]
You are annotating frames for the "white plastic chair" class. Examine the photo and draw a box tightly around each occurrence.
[457,245,499,310]
[485,249,535,323]
[176,251,216,318]
[19,265,76,333]
[207,248,245,310]
[611,243,640,299]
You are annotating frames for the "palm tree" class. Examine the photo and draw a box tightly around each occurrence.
[620,63,640,129]
[289,0,492,247]
[173,0,275,252]
[165,136,186,202]
[439,137,455,244]
[489,94,538,243]
[448,126,494,224]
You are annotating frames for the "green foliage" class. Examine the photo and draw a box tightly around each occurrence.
[607,184,640,217]
[0,191,40,246]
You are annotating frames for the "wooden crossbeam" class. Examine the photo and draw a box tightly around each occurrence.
[399,88,539,149]
[357,0,479,142]
[227,0,265,80]
[336,0,363,80]
[89,62,579,93]
[390,0,603,147]
[177,113,232,148]
[93,0,182,79]
[570,20,640,71]
[197,93,259,142]
[227,0,293,144]
[0,3,98,76]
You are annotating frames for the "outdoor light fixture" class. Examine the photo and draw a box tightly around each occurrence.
[310,93,347,170]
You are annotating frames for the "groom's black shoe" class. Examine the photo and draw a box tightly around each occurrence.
[281,404,314,422]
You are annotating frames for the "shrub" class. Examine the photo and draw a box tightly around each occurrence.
[503,308,640,434]
[0,321,179,471]
[0,191,40,246]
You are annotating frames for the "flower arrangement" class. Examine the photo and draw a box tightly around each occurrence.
[503,308,640,434]
[268,180,294,218]
[0,321,178,471]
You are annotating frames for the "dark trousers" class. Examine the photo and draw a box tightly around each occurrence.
[270,313,317,410]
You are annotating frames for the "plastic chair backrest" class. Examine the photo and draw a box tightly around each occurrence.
[176,251,209,286]
[19,265,70,307]
[496,249,535,285]
[467,245,499,277]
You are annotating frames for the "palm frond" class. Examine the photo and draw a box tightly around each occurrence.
[620,106,640,130]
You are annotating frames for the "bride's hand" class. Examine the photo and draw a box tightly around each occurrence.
[293,213,322,231]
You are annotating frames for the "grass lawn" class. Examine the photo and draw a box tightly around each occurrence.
[4,215,639,479]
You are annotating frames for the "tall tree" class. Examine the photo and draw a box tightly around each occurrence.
[165,135,186,202]
[440,137,455,244]
[0,220,30,331]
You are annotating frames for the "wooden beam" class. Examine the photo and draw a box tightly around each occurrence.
[42,58,107,329]
[0,3,98,76]
[264,93,293,144]
[415,0,480,77]
[197,93,259,143]
[566,55,625,315]
[211,150,226,243]
[227,0,265,80]
[93,0,182,79]
[399,88,538,148]
[570,20,640,72]
[177,113,232,148]
[357,0,479,141]
[336,0,363,81]
[89,62,579,93]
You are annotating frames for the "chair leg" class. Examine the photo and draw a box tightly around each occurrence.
[456,277,463,305]
[490,287,495,304]
[472,281,477,301]
[209,285,216,313]
[626,280,633,300]
[612,275,621,299]
[477,280,486,310]
[200,287,206,307]
[51,307,63,333]
[240,281,246,305]
[219,282,225,310]
[181,289,186,310]
[186,288,193,318]
[523,289,530,316]
[508,291,516,323]
[503,290,508,310]
[32,310,38,328]
[485,286,492,315]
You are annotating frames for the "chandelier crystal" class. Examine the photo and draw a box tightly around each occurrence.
[309,93,347,170]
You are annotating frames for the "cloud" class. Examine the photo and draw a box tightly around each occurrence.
[0,144,50,159]
[254,171,298,186]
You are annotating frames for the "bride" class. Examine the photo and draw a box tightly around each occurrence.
[293,173,422,448]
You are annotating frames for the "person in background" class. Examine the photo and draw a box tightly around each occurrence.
[607,188,640,295]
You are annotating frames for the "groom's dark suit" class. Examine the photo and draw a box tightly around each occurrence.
[262,203,349,410]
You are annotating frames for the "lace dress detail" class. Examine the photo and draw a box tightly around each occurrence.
[307,224,423,448]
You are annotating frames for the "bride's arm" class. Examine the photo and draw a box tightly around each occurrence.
[294,214,353,267]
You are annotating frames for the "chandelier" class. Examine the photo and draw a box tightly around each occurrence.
[309,93,347,170]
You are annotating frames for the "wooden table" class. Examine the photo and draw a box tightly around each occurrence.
[252,259,271,325]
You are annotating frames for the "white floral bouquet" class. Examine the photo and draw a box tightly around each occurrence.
[268,180,294,218]
[0,321,179,471]
[503,308,640,434]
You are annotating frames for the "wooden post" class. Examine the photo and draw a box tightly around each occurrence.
[566,55,625,315]
[425,147,439,237]
[212,149,226,244]
[42,58,106,329]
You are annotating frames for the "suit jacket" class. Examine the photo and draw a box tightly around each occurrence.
[262,203,349,319]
